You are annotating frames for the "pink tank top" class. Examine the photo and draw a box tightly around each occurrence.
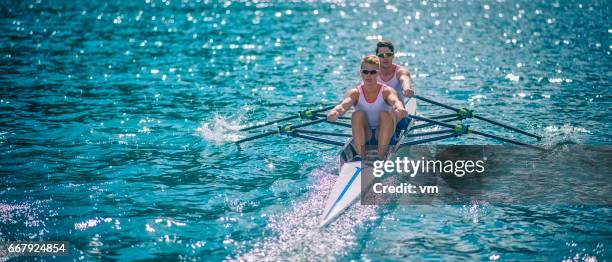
[377,65,404,102]
[354,84,391,128]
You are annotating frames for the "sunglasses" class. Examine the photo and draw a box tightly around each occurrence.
[377,52,394,58]
[361,69,378,75]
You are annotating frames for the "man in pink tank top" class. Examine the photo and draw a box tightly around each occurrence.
[326,55,407,159]
[376,40,414,99]
[376,40,415,132]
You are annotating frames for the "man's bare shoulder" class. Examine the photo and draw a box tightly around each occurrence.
[381,85,399,96]
[396,65,411,75]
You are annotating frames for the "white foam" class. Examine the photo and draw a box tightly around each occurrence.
[468,94,486,103]
[542,124,590,145]
[74,217,113,231]
[196,114,246,144]
[450,75,465,81]
[231,168,378,261]
[505,73,520,82]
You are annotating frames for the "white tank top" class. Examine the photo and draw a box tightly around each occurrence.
[377,64,405,102]
[354,84,391,128]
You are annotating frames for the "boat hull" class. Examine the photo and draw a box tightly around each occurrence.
[319,99,417,227]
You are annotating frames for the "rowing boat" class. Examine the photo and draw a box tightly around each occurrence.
[319,98,417,227]
[234,95,543,227]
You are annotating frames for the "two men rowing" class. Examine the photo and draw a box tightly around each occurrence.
[326,41,415,159]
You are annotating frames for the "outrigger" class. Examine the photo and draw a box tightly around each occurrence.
[235,96,543,227]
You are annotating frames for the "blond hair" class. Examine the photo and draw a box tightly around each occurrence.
[361,55,380,68]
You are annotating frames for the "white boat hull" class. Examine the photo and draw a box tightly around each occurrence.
[319,99,417,227]
[319,160,363,227]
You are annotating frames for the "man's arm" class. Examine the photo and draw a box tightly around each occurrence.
[397,67,414,97]
[327,89,358,122]
[383,88,407,119]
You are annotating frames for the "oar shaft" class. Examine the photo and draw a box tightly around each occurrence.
[240,115,296,131]
[400,133,457,147]
[408,114,454,129]
[290,132,345,146]
[415,95,541,140]
[326,121,351,128]
[316,113,350,120]
[235,130,278,144]
[235,118,327,144]
[412,123,436,130]
[293,118,327,129]
[293,129,351,137]
[474,115,541,140]
[430,113,459,120]
[405,129,454,138]
[470,129,545,150]
[406,114,544,150]
[240,105,335,131]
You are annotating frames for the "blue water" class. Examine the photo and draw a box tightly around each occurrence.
[0,0,610,260]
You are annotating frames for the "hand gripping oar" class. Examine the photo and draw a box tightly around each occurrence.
[414,95,542,140]
[235,118,327,144]
[239,105,335,131]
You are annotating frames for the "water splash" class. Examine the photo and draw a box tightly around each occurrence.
[232,168,378,261]
[460,200,491,224]
[196,114,246,144]
[505,73,520,82]
[562,241,604,262]
[468,94,487,104]
[542,124,590,145]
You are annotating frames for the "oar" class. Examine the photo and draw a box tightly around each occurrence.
[400,133,458,147]
[293,129,351,137]
[414,95,542,140]
[239,105,335,131]
[406,113,545,151]
[235,118,327,144]
[290,132,345,146]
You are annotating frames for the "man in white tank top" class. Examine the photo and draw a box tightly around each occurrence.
[375,40,414,99]
[375,40,415,131]
[326,55,407,158]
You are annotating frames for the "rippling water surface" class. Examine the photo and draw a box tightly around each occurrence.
[1,0,610,260]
